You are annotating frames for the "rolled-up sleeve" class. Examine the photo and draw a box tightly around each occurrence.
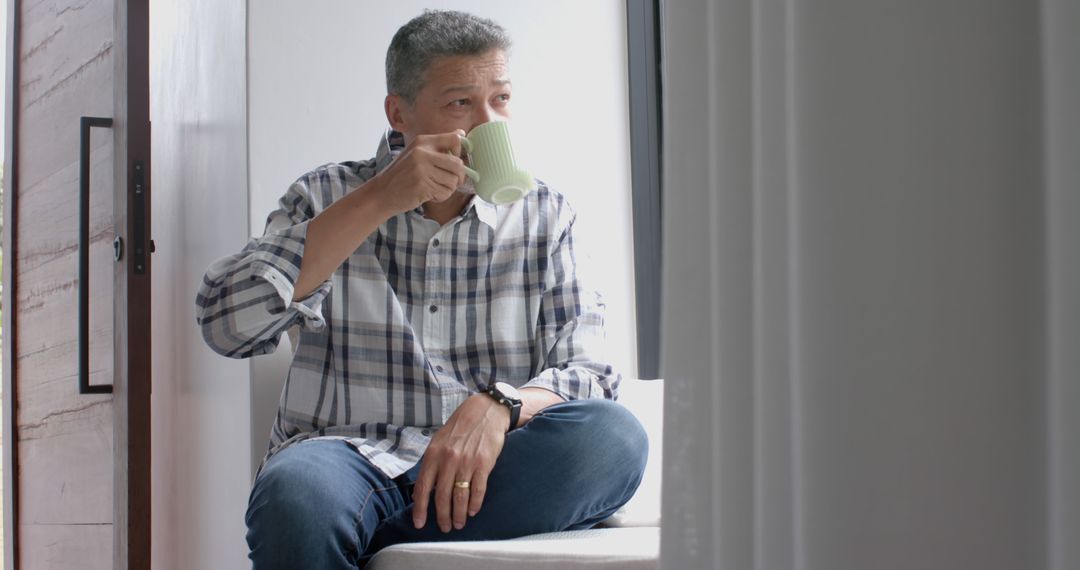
[195,178,332,359]
[522,213,621,401]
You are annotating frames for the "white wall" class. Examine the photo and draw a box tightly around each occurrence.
[150,1,251,569]
[247,1,638,470]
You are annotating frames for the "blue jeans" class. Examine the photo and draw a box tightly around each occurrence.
[245,398,649,569]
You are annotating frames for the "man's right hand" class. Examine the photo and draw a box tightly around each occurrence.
[370,130,469,216]
[290,130,468,301]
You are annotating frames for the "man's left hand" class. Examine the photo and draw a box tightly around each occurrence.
[411,387,564,532]
[411,392,507,533]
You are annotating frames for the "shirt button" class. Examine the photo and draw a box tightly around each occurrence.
[421,429,431,436]
[432,239,440,248]
[429,305,438,313]
[436,365,445,373]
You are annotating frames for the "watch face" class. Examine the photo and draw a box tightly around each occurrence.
[494,381,521,401]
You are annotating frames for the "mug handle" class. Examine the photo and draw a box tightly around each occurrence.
[456,135,480,182]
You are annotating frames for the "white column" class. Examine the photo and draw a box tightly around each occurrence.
[1043,1,1080,569]
[660,0,755,567]
[661,1,1067,568]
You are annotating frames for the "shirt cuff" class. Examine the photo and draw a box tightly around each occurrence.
[247,219,331,331]
[252,263,331,332]
[521,368,610,401]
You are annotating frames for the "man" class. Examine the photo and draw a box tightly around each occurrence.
[196,10,646,569]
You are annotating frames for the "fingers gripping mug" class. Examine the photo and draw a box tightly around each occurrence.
[457,121,536,205]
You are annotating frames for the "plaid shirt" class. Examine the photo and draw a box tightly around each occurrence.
[196,130,620,478]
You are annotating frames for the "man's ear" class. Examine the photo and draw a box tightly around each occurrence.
[385,94,410,133]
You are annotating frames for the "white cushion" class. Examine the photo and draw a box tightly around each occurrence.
[367,527,659,570]
[603,378,663,527]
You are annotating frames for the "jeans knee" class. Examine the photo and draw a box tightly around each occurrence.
[246,442,371,568]
[246,444,352,535]
[248,457,319,530]
[552,399,649,492]
[595,399,649,475]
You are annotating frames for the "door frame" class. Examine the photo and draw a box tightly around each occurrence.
[4,0,23,567]
[2,0,152,568]
[626,0,664,380]
[115,2,153,565]
[114,1,152,567]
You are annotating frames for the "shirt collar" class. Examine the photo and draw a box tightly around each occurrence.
[374,129,499,230]
[467,195,499,229]
[374,129,404,174]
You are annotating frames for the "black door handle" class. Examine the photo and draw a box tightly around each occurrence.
[79,116,114,395]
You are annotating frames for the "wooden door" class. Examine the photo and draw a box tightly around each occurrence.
[2,0,150,568]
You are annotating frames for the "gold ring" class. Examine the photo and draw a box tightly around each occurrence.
[453,480,471,489]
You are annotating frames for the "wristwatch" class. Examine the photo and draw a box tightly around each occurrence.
[485,381,523,432]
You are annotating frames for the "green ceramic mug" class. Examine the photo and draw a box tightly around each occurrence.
[457,121,536,205]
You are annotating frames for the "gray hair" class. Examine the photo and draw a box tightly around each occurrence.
[386,10,512,104]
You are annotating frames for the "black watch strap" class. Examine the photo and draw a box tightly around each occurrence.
[506,401,521,432]
[486,384,522,432]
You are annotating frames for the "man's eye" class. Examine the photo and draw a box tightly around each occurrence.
[495,94,511,103]
[450,99,470,107]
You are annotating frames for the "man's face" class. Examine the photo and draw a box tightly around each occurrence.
[387,49,512,143]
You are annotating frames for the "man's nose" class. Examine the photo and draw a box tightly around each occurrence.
[471,104,495,130]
